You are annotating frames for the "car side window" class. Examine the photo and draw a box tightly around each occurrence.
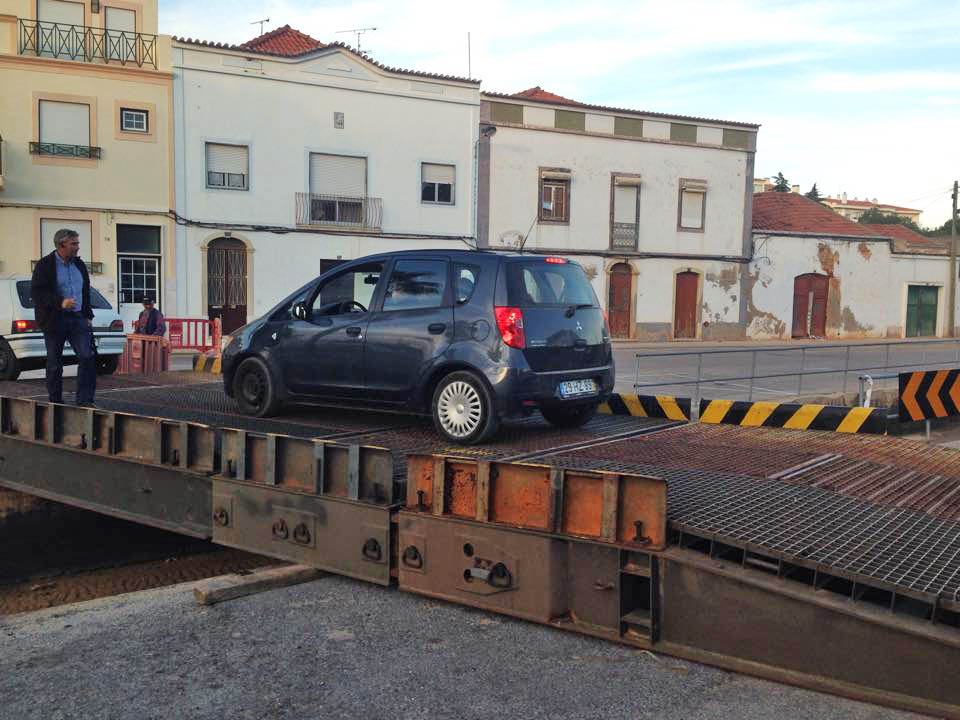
[382,260,448,312]
[452,264,479,304]
[310,262,383,317]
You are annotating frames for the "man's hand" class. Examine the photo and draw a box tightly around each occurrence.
[61,298,77,310]
[86,318,92,328]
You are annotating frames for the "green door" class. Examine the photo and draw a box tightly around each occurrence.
[906,285,939,337]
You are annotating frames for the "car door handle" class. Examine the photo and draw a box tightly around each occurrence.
[346,326,363,337]
[428,323,446,335]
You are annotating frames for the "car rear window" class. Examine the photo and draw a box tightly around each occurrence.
[504,260,596,307]
[16,280,113,310]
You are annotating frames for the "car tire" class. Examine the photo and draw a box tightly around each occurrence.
[540,403,598,429]
[96,355,119,375]
[431,371,499,445]
[0,341,20,381]
[233,356,282,417]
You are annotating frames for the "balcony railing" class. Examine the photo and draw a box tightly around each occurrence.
[611,222,638,248]
[29,141,101,159]
[295,192,382,229]
[19,18,158,69]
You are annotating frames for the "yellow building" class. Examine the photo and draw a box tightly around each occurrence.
[0,0,173,329]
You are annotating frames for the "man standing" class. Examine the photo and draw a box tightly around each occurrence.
[134,296,166,336]
[30,229,97,406]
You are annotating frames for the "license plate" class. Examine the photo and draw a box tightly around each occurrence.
[558,379,597,398]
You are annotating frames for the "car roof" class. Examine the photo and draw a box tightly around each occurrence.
[345,249,570,264]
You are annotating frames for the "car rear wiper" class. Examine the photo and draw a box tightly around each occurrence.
[564,304,594,317]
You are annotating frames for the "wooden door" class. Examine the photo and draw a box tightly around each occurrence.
[673,271,698,339]
[607,263,632,339]
[792,274,828,338]
[208,238,248,334]
[906,285,938,337]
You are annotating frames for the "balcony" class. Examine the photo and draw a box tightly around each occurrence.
[611,222,638,249]
[29,142,101,159]
[295,192,382,230]
[18,19,158,69]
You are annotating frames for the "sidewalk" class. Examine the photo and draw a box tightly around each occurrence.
[612,336,960,352]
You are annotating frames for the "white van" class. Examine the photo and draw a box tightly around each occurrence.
[0,275,126,381]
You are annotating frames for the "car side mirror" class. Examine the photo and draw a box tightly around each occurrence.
[292,302,308,320]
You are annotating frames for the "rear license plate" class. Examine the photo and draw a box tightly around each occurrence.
[558,379,597,398]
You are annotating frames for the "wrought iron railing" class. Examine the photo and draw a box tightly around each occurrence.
[29,142,101,159]
[611,222,638,248]
[295,192,382,229]
[18,18,158,69]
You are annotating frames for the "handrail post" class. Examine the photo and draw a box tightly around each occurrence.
[797,347,806,397]
[748,350,757,401]
[691,352,704,423]
[842,345,851,395]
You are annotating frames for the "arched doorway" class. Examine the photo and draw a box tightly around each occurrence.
[607,263,632,339]
[792,273,828,338]
[207,238,248,334]
[674,271,699,339]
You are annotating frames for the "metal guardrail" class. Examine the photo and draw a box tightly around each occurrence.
[635,338,960,407]
[18,18,158,69]
[29,141,101,159]
[295,192,382,229]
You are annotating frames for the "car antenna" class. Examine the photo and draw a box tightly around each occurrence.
[517,214,538,254]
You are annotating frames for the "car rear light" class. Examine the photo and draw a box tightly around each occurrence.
[12,319,37,333]
[544,257,567,264]
[109,319,124,331]
[494,306,526,349]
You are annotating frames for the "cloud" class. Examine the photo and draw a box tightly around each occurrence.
[810,71,960,93]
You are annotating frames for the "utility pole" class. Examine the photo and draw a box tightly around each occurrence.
[951,181,959,337]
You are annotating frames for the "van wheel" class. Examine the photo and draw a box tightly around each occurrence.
[234,357,281,417]
[96,355,119,375]
[0,341,20,381]
[432,371,498,445]
[540,403,598,429]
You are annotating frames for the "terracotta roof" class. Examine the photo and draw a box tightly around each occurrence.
[482,88,759,129]
[752,192,889,238]
[861,223,948,255]
[238,24,325,56]
[172,30,479,84]
[823,197,920,213]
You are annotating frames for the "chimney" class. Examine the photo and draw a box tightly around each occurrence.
[872,197,878,204]
[842,192,847,203]
[791,184,800,193]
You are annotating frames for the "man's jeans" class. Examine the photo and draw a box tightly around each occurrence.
[43,313,96,404]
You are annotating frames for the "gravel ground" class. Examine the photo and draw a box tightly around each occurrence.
[0,575,924,720]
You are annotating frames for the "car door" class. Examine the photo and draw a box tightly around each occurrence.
[363,257,453,403]
[273,261,385,398]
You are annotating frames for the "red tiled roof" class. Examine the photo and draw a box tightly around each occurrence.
[238,24,325,56]
[512,86,585,107]
[823,197,920,213]
[860,223,948,255]
[752,192,889,238]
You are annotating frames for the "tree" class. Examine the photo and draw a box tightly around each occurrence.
[856,207,925,234]
[804,183,822,202]
[773,172,790,192]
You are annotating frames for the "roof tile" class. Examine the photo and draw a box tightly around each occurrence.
[752,192,888,238]
[238,24,325,56]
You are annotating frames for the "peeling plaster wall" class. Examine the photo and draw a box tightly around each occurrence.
[748,234,957,340]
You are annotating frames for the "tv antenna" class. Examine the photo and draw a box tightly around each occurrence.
[336,26,377,52]
[250,17,270,35]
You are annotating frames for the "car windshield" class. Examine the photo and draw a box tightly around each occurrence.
[504,261,597,307]
[17,280,113,310]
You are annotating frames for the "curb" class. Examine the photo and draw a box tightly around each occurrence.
[193,352,222,374]
[599,393,690,421]
[699,399,887,434]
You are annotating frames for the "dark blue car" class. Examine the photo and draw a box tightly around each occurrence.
[222,249,614,444]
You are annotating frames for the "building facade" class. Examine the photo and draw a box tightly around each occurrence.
[478,87,759,340]
[0,0,175,330]
[822,192,922,224]
[171,26,480,331]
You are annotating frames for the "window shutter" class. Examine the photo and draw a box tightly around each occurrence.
[613,186,637,223]
[681,190,704,229]
[206,143,248,174]
[104,6,136,30]
[39,101,89,146]
[37,0,84,25]
[422,163,454,184]
[310,153,366,196]
[40,219,92,258]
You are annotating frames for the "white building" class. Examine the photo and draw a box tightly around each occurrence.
[750,192,956,339]
[171,26,480,331]
[478,87,759,340]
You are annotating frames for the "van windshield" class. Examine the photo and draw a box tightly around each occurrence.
[17,280,113,310]
[504,261,597,307]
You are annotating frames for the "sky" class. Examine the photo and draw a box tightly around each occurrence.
[160,0,960,226]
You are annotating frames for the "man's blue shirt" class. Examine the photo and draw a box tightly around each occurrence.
[54,254,83,314]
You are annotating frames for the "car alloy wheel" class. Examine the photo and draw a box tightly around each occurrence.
[436,380,483,439]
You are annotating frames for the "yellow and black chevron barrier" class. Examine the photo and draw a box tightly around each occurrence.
[599,393,690,421]
[698,399,886,434]
[899,369,960,422]
[193,352,222,374]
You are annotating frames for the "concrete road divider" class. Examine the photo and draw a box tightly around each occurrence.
[193,352,222,374]
[599,393,690,421]
[699,399,887,434]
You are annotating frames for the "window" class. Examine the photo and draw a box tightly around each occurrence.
[117,225,160,254]
[678,180,706,231]
[120,108,148,133]
[453,264,479,304]
[16,281,111,310]
[39,100,90,147]
[421,163,454,204]
[310,262,383,316]
[540,180,569,222]
[505,261,596,307]
[611,177,640,248]
[104,6,137,61]
[382,260,448,312]
[309,153,366,224]
[205,142,248,190]
[119,256,159,305]
[41,219,91,259]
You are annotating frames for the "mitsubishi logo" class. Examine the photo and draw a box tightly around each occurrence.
[575,321,583,333]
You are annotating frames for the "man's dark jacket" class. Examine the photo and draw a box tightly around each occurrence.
[30,251,94,331]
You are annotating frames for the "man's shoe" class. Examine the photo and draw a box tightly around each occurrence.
[76,401,95,408]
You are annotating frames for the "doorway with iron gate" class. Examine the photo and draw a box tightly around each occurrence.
[207,238,248,334]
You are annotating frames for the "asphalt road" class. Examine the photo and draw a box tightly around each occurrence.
[0,574,923,720]
[612,339,960,402]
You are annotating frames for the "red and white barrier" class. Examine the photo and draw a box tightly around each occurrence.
[159,317,222,352]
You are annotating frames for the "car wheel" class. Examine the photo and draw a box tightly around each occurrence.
[540,403,598,429]
[0,341,20,381]
[233,357,281,417]
[96,355,119,375]
[432,371,498,445]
